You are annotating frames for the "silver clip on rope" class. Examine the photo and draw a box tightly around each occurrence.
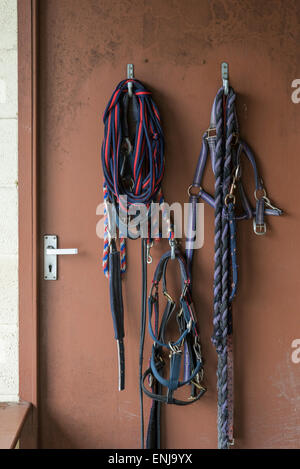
[105,197,117,250]
[147,241,153,264]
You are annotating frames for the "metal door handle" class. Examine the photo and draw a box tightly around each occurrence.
[46,248,78,255]
[44,235,78,280]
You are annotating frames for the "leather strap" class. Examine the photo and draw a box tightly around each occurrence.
[109,242,125,391]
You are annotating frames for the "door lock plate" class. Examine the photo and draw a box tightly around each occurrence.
[44,235,57,280]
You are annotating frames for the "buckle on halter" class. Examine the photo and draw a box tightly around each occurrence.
[206,127,217,139]
[169,343,182,355]
[253,219,267,236]
[163,289,174,304]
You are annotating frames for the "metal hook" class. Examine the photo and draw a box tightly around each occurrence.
[221,62,229,96]
[169,238,176,260]
[146,241,153,264]
[127,63,134,98]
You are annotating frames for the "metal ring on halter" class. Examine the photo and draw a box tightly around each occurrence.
[254,188,266,201]
[187,184,202,198]
[224,193,236,207]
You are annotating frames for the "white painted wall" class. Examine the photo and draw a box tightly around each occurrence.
[0,0,19,402]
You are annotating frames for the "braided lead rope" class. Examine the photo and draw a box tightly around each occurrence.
[223,93,237,448]
[217,89,236,449]
[103,183,110,278]
[102,183,127,278]
[211,88,238,449]
[212,88,224,353]
[211,88,228,449]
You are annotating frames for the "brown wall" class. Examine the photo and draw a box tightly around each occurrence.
[36,0,300,448]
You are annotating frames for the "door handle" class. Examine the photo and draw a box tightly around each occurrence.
[44,235,78,280]
[46,248,78,255]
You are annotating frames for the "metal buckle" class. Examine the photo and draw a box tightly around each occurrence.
[163,289,174,304]
[169,343,182,354]
[253,219,266,235]
[206,127,217,139]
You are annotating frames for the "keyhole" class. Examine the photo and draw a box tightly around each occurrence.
[49,264,52,273]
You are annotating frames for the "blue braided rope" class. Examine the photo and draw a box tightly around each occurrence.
[212,87,238,449]
[218,89,236,449]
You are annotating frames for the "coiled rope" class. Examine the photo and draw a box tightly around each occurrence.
[101,77,168,405]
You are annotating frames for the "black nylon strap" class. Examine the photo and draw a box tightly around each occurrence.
[109,248,124,341]
[109,245,125,390]
[139,239,148,448]
[142,368,206,405]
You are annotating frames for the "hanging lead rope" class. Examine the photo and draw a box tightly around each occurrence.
[101,77,165,392]
[187,67,283,448]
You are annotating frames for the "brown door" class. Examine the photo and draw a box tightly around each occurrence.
[36,0,300,449]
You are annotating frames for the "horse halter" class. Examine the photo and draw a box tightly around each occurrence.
[142,250,205,404]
